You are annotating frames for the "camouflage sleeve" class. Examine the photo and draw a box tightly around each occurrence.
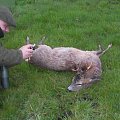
[0,46,23,67]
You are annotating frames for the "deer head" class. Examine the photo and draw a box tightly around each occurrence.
[68,62,100,91]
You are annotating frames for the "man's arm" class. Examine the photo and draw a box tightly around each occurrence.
[0,46,23,67]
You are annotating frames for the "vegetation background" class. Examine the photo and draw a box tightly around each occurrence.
[0,0,120,120]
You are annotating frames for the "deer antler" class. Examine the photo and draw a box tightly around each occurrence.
[72,67,79,72]
[86,62,92,71]
[71,64,79,72]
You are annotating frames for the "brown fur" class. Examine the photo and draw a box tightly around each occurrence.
[29,44,112,91]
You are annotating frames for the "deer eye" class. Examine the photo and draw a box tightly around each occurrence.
[76,83,82,86]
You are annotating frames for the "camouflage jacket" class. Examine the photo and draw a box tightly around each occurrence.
[0,44,23,67]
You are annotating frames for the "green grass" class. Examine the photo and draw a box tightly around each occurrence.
[0,0,120,120]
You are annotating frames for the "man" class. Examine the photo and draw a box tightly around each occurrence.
[0,6,33,67]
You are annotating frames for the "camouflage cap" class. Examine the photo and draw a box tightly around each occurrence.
[0,6,16,27]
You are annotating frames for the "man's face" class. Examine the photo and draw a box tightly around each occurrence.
[0,20,10,38]
[0,20,9,33]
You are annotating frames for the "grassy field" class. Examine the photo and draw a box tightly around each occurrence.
[0,0,120,120]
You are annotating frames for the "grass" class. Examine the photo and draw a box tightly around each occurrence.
[0,0,120,120]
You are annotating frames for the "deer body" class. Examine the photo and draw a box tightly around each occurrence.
[29,44,111,91]
[31,45,100,68]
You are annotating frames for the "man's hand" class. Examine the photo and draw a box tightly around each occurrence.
[19,44,34,59]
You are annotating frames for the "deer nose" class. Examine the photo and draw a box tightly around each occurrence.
[67,89,72,92]
[67,86,73,92]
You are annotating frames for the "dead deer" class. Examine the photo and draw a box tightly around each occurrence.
[26,37,112,91]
